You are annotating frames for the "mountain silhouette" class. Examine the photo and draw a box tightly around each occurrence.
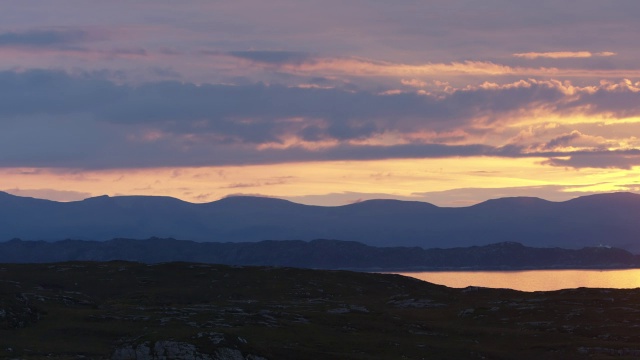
[1,238,637,269]
[1,191,639,252]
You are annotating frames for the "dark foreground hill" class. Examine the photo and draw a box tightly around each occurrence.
[2,191,640,251]
[2,261,640,359]
[2,238,639,270]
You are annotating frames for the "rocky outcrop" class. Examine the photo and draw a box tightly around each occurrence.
[0,293,41,329]
[111,341,267,360]
[4,262,640,359]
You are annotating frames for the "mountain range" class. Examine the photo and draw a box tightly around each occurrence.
[1,238,637,270]
[1,191,640,252]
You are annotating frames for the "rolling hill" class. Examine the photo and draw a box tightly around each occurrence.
[1,191,640,252]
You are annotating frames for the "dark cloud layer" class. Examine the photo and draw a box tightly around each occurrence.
[228,50,312,65]
[0,29,90,48]
[0,70,638,169]
[562,83,640,118]
[542,150,640,170]
[543,131,583,150]
[0,71,599,138]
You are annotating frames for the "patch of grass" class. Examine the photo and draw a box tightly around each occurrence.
[2,262,640,359]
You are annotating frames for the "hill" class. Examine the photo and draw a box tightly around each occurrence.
[1,238,638,270]
[1,191,640,251]
[2,261,640,359]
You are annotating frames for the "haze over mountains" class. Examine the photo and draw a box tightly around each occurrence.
[1,191,639,252]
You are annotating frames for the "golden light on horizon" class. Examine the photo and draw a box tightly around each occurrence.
[2,156,638,205]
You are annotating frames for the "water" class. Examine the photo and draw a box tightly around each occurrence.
[394,269,640,292]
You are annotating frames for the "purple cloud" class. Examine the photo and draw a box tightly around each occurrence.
[0,29,92,48]
[228,50,312,65]
[542,150,640,170]
[0,70,638,169]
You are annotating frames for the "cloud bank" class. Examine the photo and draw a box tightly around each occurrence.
[0,70,638,169]
[512,51,616,59]
[0,29,91,48]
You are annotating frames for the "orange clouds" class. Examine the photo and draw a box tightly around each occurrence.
[513,51,617,59]
[222,52,640,81]
[284,58,520,76]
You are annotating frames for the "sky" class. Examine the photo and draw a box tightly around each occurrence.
[2,0,640,206]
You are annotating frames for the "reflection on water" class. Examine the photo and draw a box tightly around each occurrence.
[394,269,640,292]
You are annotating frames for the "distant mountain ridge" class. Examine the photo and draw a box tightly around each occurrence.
[1,238,638,270]
[1,191,640,252]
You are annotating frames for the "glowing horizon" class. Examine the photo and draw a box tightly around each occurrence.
[2,1,640,207]
[2,155,638,207]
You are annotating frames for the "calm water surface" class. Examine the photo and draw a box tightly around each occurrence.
[394,269,640,292]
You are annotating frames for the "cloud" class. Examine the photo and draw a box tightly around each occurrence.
[537,130,619,152]
[0,29,92,48]
[270,57,528,77]
[559,79,640,118]
[219,176,294,189]
[220,53,640,80]
[542,131,584,150]
[227,50,312,65]
[513,51,617,59]
[401,79,427,88]
[2,2,640,89]
[542,150,640,169]
[3,1,640,206]
[0,70,639,169]
[0,71,583,137]
[223,193,275,199]
[224,51,523,76]
[225,52,557,77]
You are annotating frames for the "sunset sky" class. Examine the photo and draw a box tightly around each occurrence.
[2,1,640,206]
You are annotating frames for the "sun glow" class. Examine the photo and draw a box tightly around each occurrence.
[2,156,638,205]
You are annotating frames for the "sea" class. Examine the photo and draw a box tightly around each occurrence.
[394,269,640,292]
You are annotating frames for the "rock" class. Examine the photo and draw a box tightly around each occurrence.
[111,346,140,360]
[388,298,446,308]
[0,295,42,329]
[213,348,244,360]
[349,305,369,313]
[111,341,267,360]
[327,307,350,314]
[112,341,212,360]
[458,308,475,317]
[197,332,226,345]
[214,349,267,360]
[154,341,206,359]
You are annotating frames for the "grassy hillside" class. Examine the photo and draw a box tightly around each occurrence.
[2,262,640,359]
